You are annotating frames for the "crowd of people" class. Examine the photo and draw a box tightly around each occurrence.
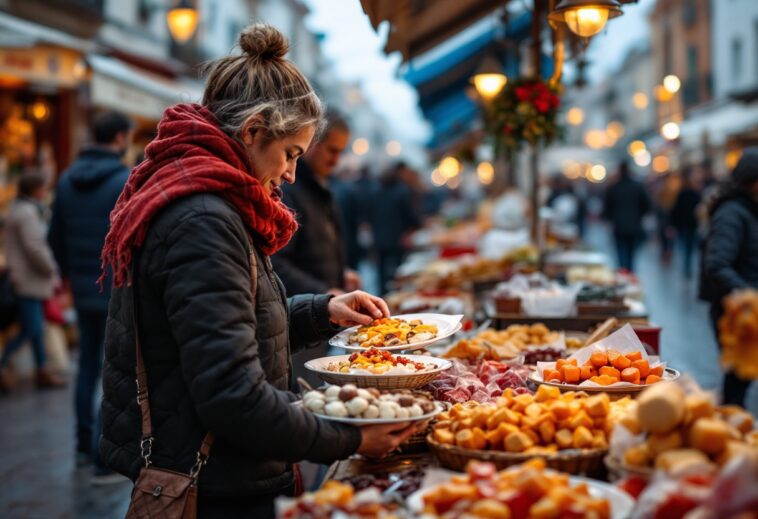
[0,21,756,518]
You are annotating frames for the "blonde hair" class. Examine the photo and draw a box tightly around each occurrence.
[202,23,323,142]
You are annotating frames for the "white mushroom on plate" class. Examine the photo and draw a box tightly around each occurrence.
[379,401,397,419]
[345,397,369,416]
[363,405,380,419]
[324,401,348,417]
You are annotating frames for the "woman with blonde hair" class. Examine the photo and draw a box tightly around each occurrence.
[100,24,418,517]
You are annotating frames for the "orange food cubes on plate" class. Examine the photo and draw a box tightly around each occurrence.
[545,348,661,386]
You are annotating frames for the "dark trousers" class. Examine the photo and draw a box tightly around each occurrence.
[613,232,639,272]
[377,248,404,295]
[678,227,697,278]
[74,308,107,465]
[1,297,46,368]
[710,307,750,406]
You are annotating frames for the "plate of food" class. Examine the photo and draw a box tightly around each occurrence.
[300,384,442,425]
[305,348,452,389]
[329,313,463,352]
[406,459,634,519]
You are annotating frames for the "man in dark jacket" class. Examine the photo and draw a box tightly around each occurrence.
[48,111,133,477]
[273,111,361,389]
[602,161,651,272]
[273,110,360,296]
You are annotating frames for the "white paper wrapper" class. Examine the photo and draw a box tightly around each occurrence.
[536,324,667,388]
[495,273,579,317]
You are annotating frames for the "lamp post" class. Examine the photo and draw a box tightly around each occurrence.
[166,0,199,43]
[548,0,623,38]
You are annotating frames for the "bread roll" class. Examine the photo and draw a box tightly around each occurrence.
[636,381,685,434]
[688,417,731,454]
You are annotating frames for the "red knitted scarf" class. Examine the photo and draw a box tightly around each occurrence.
[100,103,298,288]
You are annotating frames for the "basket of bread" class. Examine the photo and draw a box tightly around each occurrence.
[606,380,758,481]
[427,385,624,476]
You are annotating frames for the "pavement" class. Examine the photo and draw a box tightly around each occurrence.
[0,223,755,519]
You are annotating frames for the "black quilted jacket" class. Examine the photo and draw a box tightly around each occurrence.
[100,193,361,497]
[704,194,758,315]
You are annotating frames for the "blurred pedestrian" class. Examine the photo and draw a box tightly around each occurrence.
[99,24,418,518]
[703,148,758,406]
[331,167,363,270]
[273,109,360,295]
[654,172,681,264]
[602,161,651,272]
[369,162,421,293]
[0,172,65,391]
[48,110,133,478]
[670,166,703,278]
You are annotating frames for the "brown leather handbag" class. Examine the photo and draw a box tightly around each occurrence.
[125,282,214,519]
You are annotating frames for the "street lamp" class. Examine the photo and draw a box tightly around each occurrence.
[166,0,199,43]
[549,0,623,38]
[471,55,507,101]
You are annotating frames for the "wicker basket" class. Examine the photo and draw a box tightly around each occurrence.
[528,368,681,401]
[427,435,607,477]
[313,370,444,389]
[604,455,655,482]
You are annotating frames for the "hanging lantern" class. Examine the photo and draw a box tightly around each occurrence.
[470,55,507,101]
[167,0,199,43]
[549,0,623,38]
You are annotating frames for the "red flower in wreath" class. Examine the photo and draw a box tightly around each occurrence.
[515,86,532,102]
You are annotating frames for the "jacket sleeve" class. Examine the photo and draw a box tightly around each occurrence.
[160,213,361,463]
[18,205,57,277]
[48,191,69,276]
[704,204,749,296]
[287,293,340,352]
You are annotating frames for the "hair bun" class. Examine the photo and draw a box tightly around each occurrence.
[239,23,289,60]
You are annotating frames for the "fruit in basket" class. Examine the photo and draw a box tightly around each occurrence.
[431,386,625,453]
[421,459,611,518]
[718,289,758,379]
[615,381,758,472]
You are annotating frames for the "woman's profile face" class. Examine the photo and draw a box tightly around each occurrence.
[244,123,315,199]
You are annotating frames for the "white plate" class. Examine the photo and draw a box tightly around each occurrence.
[304,354,452,377]
[406,474,634,518]
[312,402,443,425]
[329,313,464,352]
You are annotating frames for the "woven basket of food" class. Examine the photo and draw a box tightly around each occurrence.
[428,435,607,476]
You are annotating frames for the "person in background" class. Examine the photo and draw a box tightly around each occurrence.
[272,110,360,295]
[0,173,65,391]
[602,161,651,272]
[99,25,417,517]
[330,167,363,271]
[670,166,703,279]
[48,111,134,479]
[272,110,360,388]
[369,162,421,294]
[654,172,681,265]
[703,148,758,406]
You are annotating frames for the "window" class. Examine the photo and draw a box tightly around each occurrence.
[732,38,743,81]
[663,22,672,77]
[687,45,698,80]
[682,0,696,26]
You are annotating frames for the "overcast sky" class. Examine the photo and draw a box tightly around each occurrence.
[303,0,656,144]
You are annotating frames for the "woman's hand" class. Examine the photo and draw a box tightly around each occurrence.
[328,290,390,327]
[356,421,423,459]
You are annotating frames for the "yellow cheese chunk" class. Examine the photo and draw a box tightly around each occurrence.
[688,417,732,454]
[636,381,685,434]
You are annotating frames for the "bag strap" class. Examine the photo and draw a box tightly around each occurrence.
[131,268,213,476]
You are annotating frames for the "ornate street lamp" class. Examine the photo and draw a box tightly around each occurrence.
[166,0,199,43]
[549,0,623,38]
